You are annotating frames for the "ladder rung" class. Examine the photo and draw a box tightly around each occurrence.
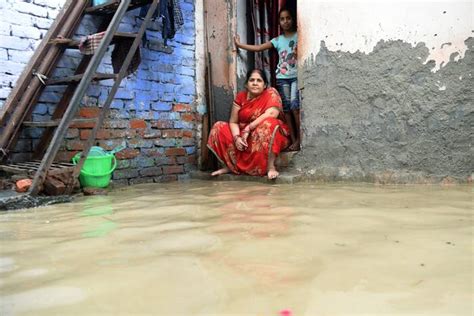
[86,0,153,15]
[23,118,97,127]
[49,32,138,48]
[47,73,116,85]
[48,38,80,47]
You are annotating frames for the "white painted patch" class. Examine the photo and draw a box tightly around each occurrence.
[459,76,463,80]
[299,0,472,72]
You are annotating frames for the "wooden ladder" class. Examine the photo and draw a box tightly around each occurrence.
[0,0,160,195]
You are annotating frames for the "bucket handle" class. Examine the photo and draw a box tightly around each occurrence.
[73,156,117,177]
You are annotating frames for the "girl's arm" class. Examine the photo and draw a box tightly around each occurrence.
[234,35,273,52]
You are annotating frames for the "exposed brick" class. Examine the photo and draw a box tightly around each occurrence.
[80,129,110,140]
[162,129,183,138]
[128,139,154,148]
[139,167,163,177]
[97,140,124,151]
[70,120,96,128]
[113,169,140,180]
[155,156,176,165]
[117,159,131,169]
[130,119,147,129]
[130,157,156,168]
[66,128,79,139]
[115,148,140,159]
[173,103,192,112]
[165,148,186,156]
[182,130,195,138]
[155,174,178,183]
[154,138,177,147]
[141,148,164,157]
[103,120,128,129]
[178,137,195,146]
[151,120,174,129]
[143,131,161,139]
[129,177,155,185]
[79,107,100,118]
[56,151,77,162]
[110,129,127,138]
[66,140,84,151]
[181,113,196,122]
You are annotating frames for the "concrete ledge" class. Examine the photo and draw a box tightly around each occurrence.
[0,190,73,211]
[189,170,304,184]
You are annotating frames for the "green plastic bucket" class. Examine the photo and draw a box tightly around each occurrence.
[72,152,117,188]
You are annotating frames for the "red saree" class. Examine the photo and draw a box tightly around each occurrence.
[207,87,290,176]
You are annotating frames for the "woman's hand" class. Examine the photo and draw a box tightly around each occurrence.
[234,135,248,151]
[241,125,251,144]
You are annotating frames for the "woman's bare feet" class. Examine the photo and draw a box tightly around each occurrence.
[211,167,230,176]
[267,167,279,180]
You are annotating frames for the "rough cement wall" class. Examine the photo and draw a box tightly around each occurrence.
[295,38,473,183]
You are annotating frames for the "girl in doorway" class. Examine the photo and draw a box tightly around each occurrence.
[234,7,300,151]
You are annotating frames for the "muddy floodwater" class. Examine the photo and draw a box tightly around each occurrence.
[0,180,472,315]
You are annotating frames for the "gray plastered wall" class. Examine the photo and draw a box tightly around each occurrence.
[293,38,473,183]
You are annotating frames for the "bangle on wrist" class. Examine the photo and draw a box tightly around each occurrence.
[233,135,240,142]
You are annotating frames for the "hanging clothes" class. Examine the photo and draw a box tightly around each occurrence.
[139,0,184,47]
[111,38,141,76]
[160,0,184,46]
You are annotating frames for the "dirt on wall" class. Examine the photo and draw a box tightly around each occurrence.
[294,37,473,183]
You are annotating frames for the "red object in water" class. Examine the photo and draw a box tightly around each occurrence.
[279,309,293,316]
[15,179,32,193]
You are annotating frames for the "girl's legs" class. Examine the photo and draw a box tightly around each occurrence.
[276,79,297,149]
[288,109,300,150]
[267,152,279,179]
[288,79,300,151]
[284,111,297,147]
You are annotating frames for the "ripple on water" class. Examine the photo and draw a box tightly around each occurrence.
[0,286,86,315]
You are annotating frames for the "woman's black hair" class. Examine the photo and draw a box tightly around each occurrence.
[245,69,269,87]
[278,7,297,31]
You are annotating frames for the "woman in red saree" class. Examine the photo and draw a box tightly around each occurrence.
[207,69,290,179]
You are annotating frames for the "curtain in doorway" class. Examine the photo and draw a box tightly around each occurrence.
[250,0,287,87]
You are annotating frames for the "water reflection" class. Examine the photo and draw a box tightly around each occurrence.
[80,196,117,238]
[0,181,471,315]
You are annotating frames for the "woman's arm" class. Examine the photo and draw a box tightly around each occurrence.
[229,102,248,150]
[234,35,273,52]
[247,107,279,129]
[242,107,280,142]
[229,102,241,136]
